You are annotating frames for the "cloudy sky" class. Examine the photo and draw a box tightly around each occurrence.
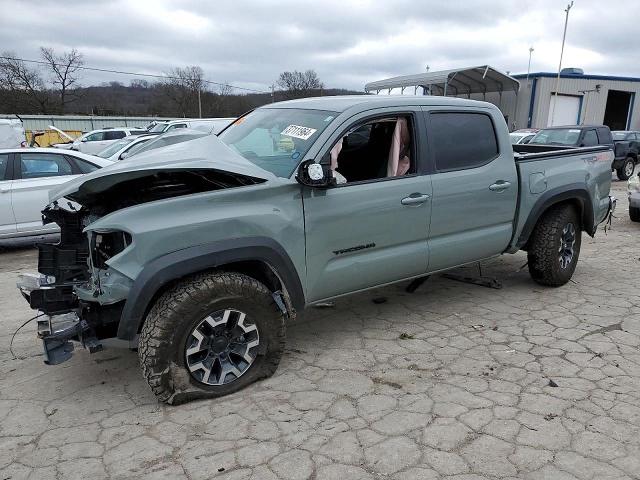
[0,0,637,93]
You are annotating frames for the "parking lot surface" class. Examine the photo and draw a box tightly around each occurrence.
[1,180,638,480]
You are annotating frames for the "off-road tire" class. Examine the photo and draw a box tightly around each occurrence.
[630,206,640,222]
[616,157,635,181]
[527,204,581,287]
[139,271,285,405]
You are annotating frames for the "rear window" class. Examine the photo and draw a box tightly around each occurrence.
[596,127,612,144]
[104,130,126,140]
[529,128,581,146]
[430,113,498,171]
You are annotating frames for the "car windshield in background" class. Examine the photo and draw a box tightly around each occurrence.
[148,123,169,133]
[529,128,580,146]
[612,132,629,140]
[218,108,338,178]
[96,138,135,158]
[130,132,206,156]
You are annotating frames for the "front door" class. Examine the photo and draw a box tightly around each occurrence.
[0,153,16,236]
[424,109,518,272]
[302,109,432,303]
[13,153,79,233]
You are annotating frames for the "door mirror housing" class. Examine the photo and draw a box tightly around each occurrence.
[119,151,130,160]
[296,159,336,188]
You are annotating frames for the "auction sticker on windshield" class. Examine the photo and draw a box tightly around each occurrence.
[281,124,317,140]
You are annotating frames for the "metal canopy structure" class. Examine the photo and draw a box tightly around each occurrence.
[364,65,520,98]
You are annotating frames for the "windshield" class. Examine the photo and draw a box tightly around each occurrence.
[529,128,581,146]
[122,138,151,157]
[131,132,206,156]
[96,138,135,158]
[612,132,629,140]
[219,108,338,177]
[149,123,169,133]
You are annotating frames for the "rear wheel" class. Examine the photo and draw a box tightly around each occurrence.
[139,271,286,404]
[630,207,640,222]
[616,157,635,180]
[527,204,581,287]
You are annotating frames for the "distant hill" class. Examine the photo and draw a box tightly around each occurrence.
[0,83,364,117]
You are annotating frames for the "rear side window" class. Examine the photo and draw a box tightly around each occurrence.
[73,158,99,173]
[582,130,598,146]
[596,127,612,144]
[430,112,498,171]
[104,130,126,140]
[0,154,8,180]
[20,153,73,179]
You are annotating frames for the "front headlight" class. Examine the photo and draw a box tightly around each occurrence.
[628,174,640,193]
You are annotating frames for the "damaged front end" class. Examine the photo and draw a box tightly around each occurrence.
[17,156,270,365]
[17,203,131,364]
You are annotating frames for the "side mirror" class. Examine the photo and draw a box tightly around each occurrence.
[119,151,130,160]
[295,159,335,188]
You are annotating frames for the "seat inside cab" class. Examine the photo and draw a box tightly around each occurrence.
[330,116,412,184]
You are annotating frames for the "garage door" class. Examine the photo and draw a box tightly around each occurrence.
[547,94,580,126]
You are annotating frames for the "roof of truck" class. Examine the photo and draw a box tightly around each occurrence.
[261,95,496,112]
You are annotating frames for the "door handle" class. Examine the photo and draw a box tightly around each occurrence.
[489,181,511,192]
[401,193,430,205]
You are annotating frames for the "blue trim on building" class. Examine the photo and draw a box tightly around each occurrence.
[527,77,538,128]
[512,72,640,83]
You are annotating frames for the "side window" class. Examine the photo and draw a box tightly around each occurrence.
[0,154,9,180]
[166,124,187,132]
[596,127,612,144]
[84,132,105,142]
[430,112,498,171]
[582,130,598,146]
[73,158,99,173]
[330,116,414,184]
[104,130,126,140]
[19,153,74,179]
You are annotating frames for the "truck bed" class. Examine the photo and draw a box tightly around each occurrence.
[508,144,614,252]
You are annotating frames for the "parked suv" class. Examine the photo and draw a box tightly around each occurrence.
[18,96,615,404]
[612,131,639,180]
[527,125,636,180]
[53,127,147,155]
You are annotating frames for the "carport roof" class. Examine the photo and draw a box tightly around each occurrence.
[364,65,520,96]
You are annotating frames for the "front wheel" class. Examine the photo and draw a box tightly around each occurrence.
[139,272,286,404]
[527,204,581,287]
[616,157,635,181]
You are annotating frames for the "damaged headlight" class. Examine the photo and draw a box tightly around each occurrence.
[90,230,132,269]
[628,174,640,195]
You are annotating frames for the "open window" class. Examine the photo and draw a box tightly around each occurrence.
[329,116,414,184]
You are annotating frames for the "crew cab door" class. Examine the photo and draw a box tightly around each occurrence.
[12,152,81,233]
[423,108,518,272]
[302,108,431,303]
[0,153,16,236]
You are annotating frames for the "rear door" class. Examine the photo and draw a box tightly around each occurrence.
[424,108,518,272]
[12,152,81,233]
[0,153,16,236]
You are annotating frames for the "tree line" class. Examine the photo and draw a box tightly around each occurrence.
[0,48,359,118]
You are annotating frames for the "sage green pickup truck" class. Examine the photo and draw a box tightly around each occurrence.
[18,95,615,404]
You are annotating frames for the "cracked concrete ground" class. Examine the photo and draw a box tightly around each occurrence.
[1,180,639,480]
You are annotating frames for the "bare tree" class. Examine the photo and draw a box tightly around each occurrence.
[159,65,204,117]
[40,47,84,113]
[0,51,51,113]
[277,70,323,98]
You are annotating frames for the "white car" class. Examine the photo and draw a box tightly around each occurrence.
[0,148,113,239]
[509,130,538,145]
[53,127,147,154]
[94,134,155,161]
[147,118,235,135]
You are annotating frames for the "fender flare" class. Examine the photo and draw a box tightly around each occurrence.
[516,185,595,249]
[116,236,305,340]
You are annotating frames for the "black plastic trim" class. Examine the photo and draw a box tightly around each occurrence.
[516,184,595,248]
[117,236,305,340]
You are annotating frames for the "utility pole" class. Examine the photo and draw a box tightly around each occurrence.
[271,84,275,103]
[197,87,202,118]
[550,1,574,126]
[526,46,534,83]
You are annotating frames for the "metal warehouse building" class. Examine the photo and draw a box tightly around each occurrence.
[365,66,640,132]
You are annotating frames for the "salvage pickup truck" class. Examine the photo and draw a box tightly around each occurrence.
[17,96,616,404]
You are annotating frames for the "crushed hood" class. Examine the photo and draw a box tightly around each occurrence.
[50,134,276,204]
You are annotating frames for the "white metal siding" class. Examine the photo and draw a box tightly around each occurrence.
[0,115,175,132]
